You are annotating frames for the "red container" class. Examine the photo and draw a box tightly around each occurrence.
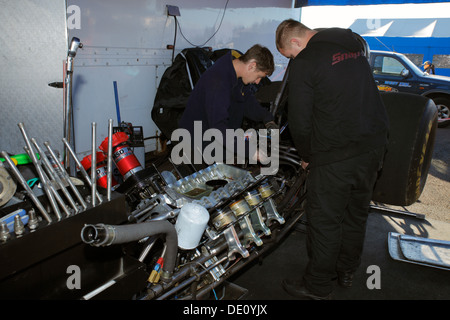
[100,132,143,180]
[81,152,118,189]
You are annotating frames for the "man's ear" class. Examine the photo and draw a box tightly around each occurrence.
[290,37,301,48]
[247,60,257,71]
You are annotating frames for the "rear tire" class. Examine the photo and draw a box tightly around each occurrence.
[372,92,438,206]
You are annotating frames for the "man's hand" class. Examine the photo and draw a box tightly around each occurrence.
[264,121,278,131]
[252,148,269,163]
[301,161,309,170]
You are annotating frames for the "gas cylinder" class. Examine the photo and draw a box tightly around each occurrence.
[81,152,118,189]
[100,132,143,180]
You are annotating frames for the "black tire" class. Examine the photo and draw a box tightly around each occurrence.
[433,96,450,128]
[372,92,438,206]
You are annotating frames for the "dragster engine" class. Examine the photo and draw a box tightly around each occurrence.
[0,121,306,300]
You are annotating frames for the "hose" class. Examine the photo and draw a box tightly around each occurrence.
[81,220,178,280]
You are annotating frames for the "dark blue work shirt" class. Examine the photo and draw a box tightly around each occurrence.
[178,51,273,160]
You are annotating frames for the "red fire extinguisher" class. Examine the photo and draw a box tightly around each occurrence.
[80,152,118,189]
[99,132,143,180]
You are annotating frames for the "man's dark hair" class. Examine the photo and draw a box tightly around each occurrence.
[239,44,274,76]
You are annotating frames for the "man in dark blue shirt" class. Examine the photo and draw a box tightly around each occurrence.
[178,44,276,166]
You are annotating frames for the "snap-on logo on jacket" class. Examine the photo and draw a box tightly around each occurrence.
[332,51,361,66]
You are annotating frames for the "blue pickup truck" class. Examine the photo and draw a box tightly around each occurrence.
[370,50,450,127]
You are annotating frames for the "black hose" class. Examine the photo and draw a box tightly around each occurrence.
[81,221,178,280]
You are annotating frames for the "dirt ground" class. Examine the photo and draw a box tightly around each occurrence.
[377,125,450,223]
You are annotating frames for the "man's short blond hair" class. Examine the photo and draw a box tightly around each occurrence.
[276,19,311,50]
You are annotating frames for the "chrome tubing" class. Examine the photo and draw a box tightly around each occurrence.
[18,123,62,220]
[91,122,97,207]
[62,137,102,204]
[44,141,88,210]
[64,37,83,176]
[0,152,52,223]
[24,146,67,219]
[32,138,77,215]
[106,119,113,201]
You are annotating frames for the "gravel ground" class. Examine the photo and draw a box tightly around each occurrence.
[377,125,450,223]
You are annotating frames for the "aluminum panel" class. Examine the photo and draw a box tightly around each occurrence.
[0,0,67,156]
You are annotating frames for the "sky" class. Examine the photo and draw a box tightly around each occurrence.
[300,2,450,29]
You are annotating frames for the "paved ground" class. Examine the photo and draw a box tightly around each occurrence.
[230,210,450,301]
[228,125,450,302]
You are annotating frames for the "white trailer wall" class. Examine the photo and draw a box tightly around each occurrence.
[66,0,300,158]
[0,0,300,160]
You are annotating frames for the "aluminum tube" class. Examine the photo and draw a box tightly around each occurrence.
[63,63,68,172]
[91,122,97,207]
[270,60,290,116]
[151,163,167,186]
[370,204,426,220]
[62,137,102,203]
[24,146,68,219]
[278,144,296,151]
[129,201,159,222]
[106,119,113,201]
[279,148,300,159]
[44,141,88,210]
[156,255,228,300]
[18,123,62,220]
[64,37,82,177]
[168,157,183,179]
[0,152,52,223]
[32,139,78,214]
[64,71,74,175]
[279,154,301,166]
[138,236,159,262]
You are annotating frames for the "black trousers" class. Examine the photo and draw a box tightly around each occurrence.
[303,146,385,296]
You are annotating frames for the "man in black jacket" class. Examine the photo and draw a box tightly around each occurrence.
[276,19,389,299]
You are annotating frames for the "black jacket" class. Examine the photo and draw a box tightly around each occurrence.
[287,28,389,167]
